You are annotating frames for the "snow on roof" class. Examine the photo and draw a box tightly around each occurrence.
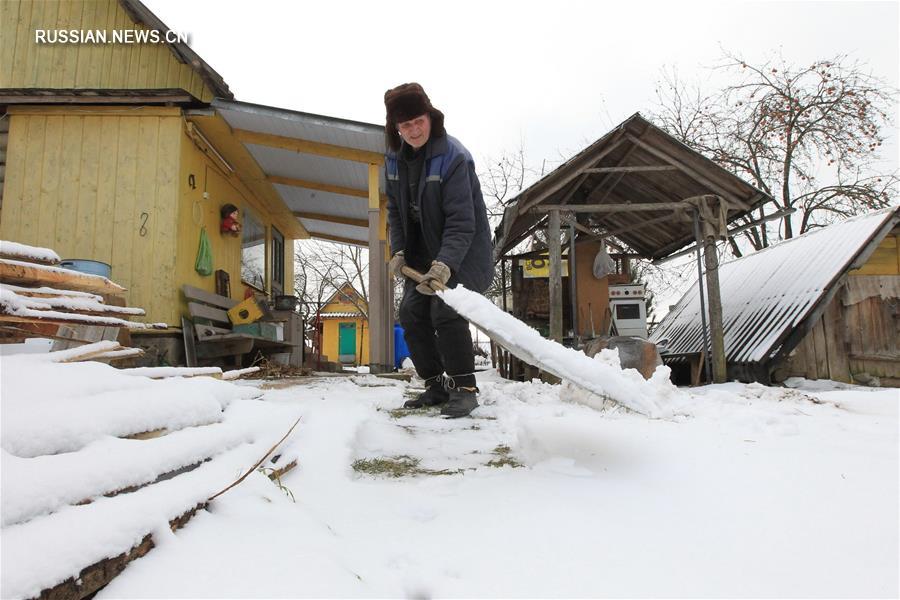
[318,311,364,319]
[650,208,899,367]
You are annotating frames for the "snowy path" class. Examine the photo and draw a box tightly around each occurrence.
[95,372,899,598]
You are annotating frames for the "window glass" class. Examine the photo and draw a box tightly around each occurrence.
[272,226,285,293]
[241,209,266,290]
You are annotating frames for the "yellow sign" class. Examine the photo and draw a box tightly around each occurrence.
[522,256,569,278]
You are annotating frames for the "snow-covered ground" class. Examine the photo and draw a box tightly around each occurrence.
[77,371,897,598]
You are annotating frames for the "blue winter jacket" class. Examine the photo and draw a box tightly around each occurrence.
[385,134,493,293]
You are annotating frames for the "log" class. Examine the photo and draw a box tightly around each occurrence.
[0,259,126,294]
[35,503,207,600]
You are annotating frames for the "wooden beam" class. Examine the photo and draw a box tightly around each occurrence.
[292,212,368,228]
[533,202,691,213]
[6,105,181,117]
[234,129,385,165]
[624,134,752,211]
[269,175,370,199]
[312,233,368,247]
[548,210,563,342]
[582,166,677,173]
[0,93,195,105]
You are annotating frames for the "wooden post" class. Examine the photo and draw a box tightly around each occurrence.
[569,222,578,342]
[367,163,390,373]
[703,234,727,383]
[501,258,508,312]
[548,209,563,342]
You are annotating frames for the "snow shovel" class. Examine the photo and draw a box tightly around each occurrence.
[399,265,669,418]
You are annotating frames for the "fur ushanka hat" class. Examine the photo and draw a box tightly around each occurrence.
[383,82,445,151]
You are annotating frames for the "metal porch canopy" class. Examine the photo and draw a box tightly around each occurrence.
[195,98,394,372]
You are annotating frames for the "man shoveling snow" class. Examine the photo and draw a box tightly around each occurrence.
[383,82,494,418]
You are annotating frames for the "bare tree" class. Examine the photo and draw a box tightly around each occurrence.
[479,144,540,302]
[293,240,369,318]
[653,51,898,254]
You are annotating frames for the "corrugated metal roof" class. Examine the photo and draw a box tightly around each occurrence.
[650,208,899,368]
[211,99,384,247]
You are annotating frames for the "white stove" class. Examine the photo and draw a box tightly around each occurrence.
[608,283,648,339]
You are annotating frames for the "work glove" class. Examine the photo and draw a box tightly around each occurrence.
[389,251,406,279]
[416,261,451,296]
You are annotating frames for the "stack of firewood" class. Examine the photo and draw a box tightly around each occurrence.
[0,240,165,361]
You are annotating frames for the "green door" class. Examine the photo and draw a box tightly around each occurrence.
[338,322,357,363]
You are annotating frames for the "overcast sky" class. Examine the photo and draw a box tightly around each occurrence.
[144,0,898,172]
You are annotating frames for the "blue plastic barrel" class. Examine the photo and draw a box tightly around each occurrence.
[59,259,112,279]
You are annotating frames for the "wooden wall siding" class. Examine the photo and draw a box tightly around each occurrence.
[844,294,899,382]
[781,294,852,383]
[0,109,181,324]
[176,127,295,315]
[0,0,213,101]
[850,234,899,276]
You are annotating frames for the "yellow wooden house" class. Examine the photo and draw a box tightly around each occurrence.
[0,0,396,368]
[315,283,370,366]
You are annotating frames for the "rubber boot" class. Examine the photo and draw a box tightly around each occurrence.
[440,387,479,418]
[403,376,449,408]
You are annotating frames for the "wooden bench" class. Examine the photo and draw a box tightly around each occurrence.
[181,285,296,367]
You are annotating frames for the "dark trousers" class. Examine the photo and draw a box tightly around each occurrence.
[398,278,476,388]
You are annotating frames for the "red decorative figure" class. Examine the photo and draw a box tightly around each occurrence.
[220,203,242,236]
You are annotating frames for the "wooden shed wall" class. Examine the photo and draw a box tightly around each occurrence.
[0,106,181,325]
[0,0,214,101]
[776,233,899,386]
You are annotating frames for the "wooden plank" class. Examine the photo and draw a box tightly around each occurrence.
[30,0,55,87]
[548,210,563,342]
[55,116,84,253]
[17,115,46,245]
[196,336,255,359]
[74,115,101,260]
[582,165,678,173]
[130,115,159,318]
[187,301,230,324]
[822,296,851,383]
[0,1,19,88]
[0,115,26,242]
[270,175,369,198]
[0,259,126,293]
[152,116,180,327]
[292,212,368,228]
[37,116,63,247]
[811,319,829,380]
[533,202,691,213]
[182,316,198,367]
[194,322,233,339]
[111,115,138,295]
[94,116,119,265]
[0,312,138,329]
[182,285,238,309]
[233,129,385,165]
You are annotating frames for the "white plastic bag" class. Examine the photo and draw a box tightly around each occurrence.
[592,243,615,279]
